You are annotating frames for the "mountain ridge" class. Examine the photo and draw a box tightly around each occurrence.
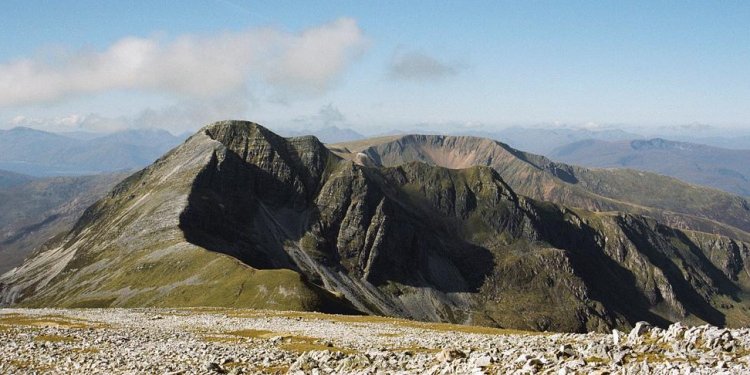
[332,134,750,241]
[4,121,750,333]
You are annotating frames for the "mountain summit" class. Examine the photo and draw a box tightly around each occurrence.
[3,121,750,332]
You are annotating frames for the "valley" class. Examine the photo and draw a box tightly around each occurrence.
[0,172,126,274]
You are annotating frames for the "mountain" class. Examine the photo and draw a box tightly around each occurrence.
[645,125,750,150]
[0,172,126,274]
[4,121,750,333]
[332,135,750,241]
[550,138,750,197]
[0,169,33,189]
[0,127,184,176]
[684,135,750,150]
[463,127,643,155]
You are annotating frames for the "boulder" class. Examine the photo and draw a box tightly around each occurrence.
[628,321,652,342]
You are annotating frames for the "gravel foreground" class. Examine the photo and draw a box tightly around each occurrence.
[0,308,749,374]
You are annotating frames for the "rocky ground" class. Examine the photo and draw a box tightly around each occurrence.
[0,308,748,374]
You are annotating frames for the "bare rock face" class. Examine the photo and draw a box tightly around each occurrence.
[3,121,750,333]
[627,321,652,343]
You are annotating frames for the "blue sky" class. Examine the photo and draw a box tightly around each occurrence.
[1,1,748,134]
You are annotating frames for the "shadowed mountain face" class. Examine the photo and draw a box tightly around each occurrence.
[550,138,750,197]
[332,135,750,241]
[3,121,750,333]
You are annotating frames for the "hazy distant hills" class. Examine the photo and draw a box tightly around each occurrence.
[551,138,750,197]
[0,127,186,176]
[5,121,750,333]
[682,135,750,150]
[0,170,125,274]
[0,170,33,189]
[0,125,367,176]
[464,127,642,155]
[454,126,750,155]
[371,127,643,156]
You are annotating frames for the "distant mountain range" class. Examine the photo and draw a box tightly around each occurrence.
[0,170,125,274]
[0,170,33,189]
[461,127,642,156]
[0,127,186,176]
[679,135,750,150]
[450,126,750,155]
[551,138,750,197]
[0,125,366,176]
[4,121,750,333]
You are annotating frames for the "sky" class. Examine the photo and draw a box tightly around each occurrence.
[1,1,749,135]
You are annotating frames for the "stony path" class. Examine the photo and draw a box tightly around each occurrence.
[0,308,748,374]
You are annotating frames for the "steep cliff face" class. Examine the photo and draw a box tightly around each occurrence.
[3,121,750,333]
[0,122,353,313]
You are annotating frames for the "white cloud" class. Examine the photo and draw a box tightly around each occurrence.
[6,90,253,134]
[9,113,127,132]
[388,51,462,82]
[132,94,251,133]
[0,18,367,107]
[293,103,346,127]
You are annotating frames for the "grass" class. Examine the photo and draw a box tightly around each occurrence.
[228,329,275,339]
[585,356,608,364]
[34,334,76,343]
[276,310,549,336]
[186,307,546,337]
[0,314,101,329]
[226,328,357,354]
[53,244,341,313]
[8,359,32,370]
[67,298,118,308]
[7,359,52,372]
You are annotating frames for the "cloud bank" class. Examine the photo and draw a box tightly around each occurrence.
[388,51,461,82]
[0,18,367,107]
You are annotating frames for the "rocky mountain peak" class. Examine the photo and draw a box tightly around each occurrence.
[4,121,750,333]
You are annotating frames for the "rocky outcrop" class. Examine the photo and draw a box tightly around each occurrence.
[3,308,750,374]
[3,121,750,333]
